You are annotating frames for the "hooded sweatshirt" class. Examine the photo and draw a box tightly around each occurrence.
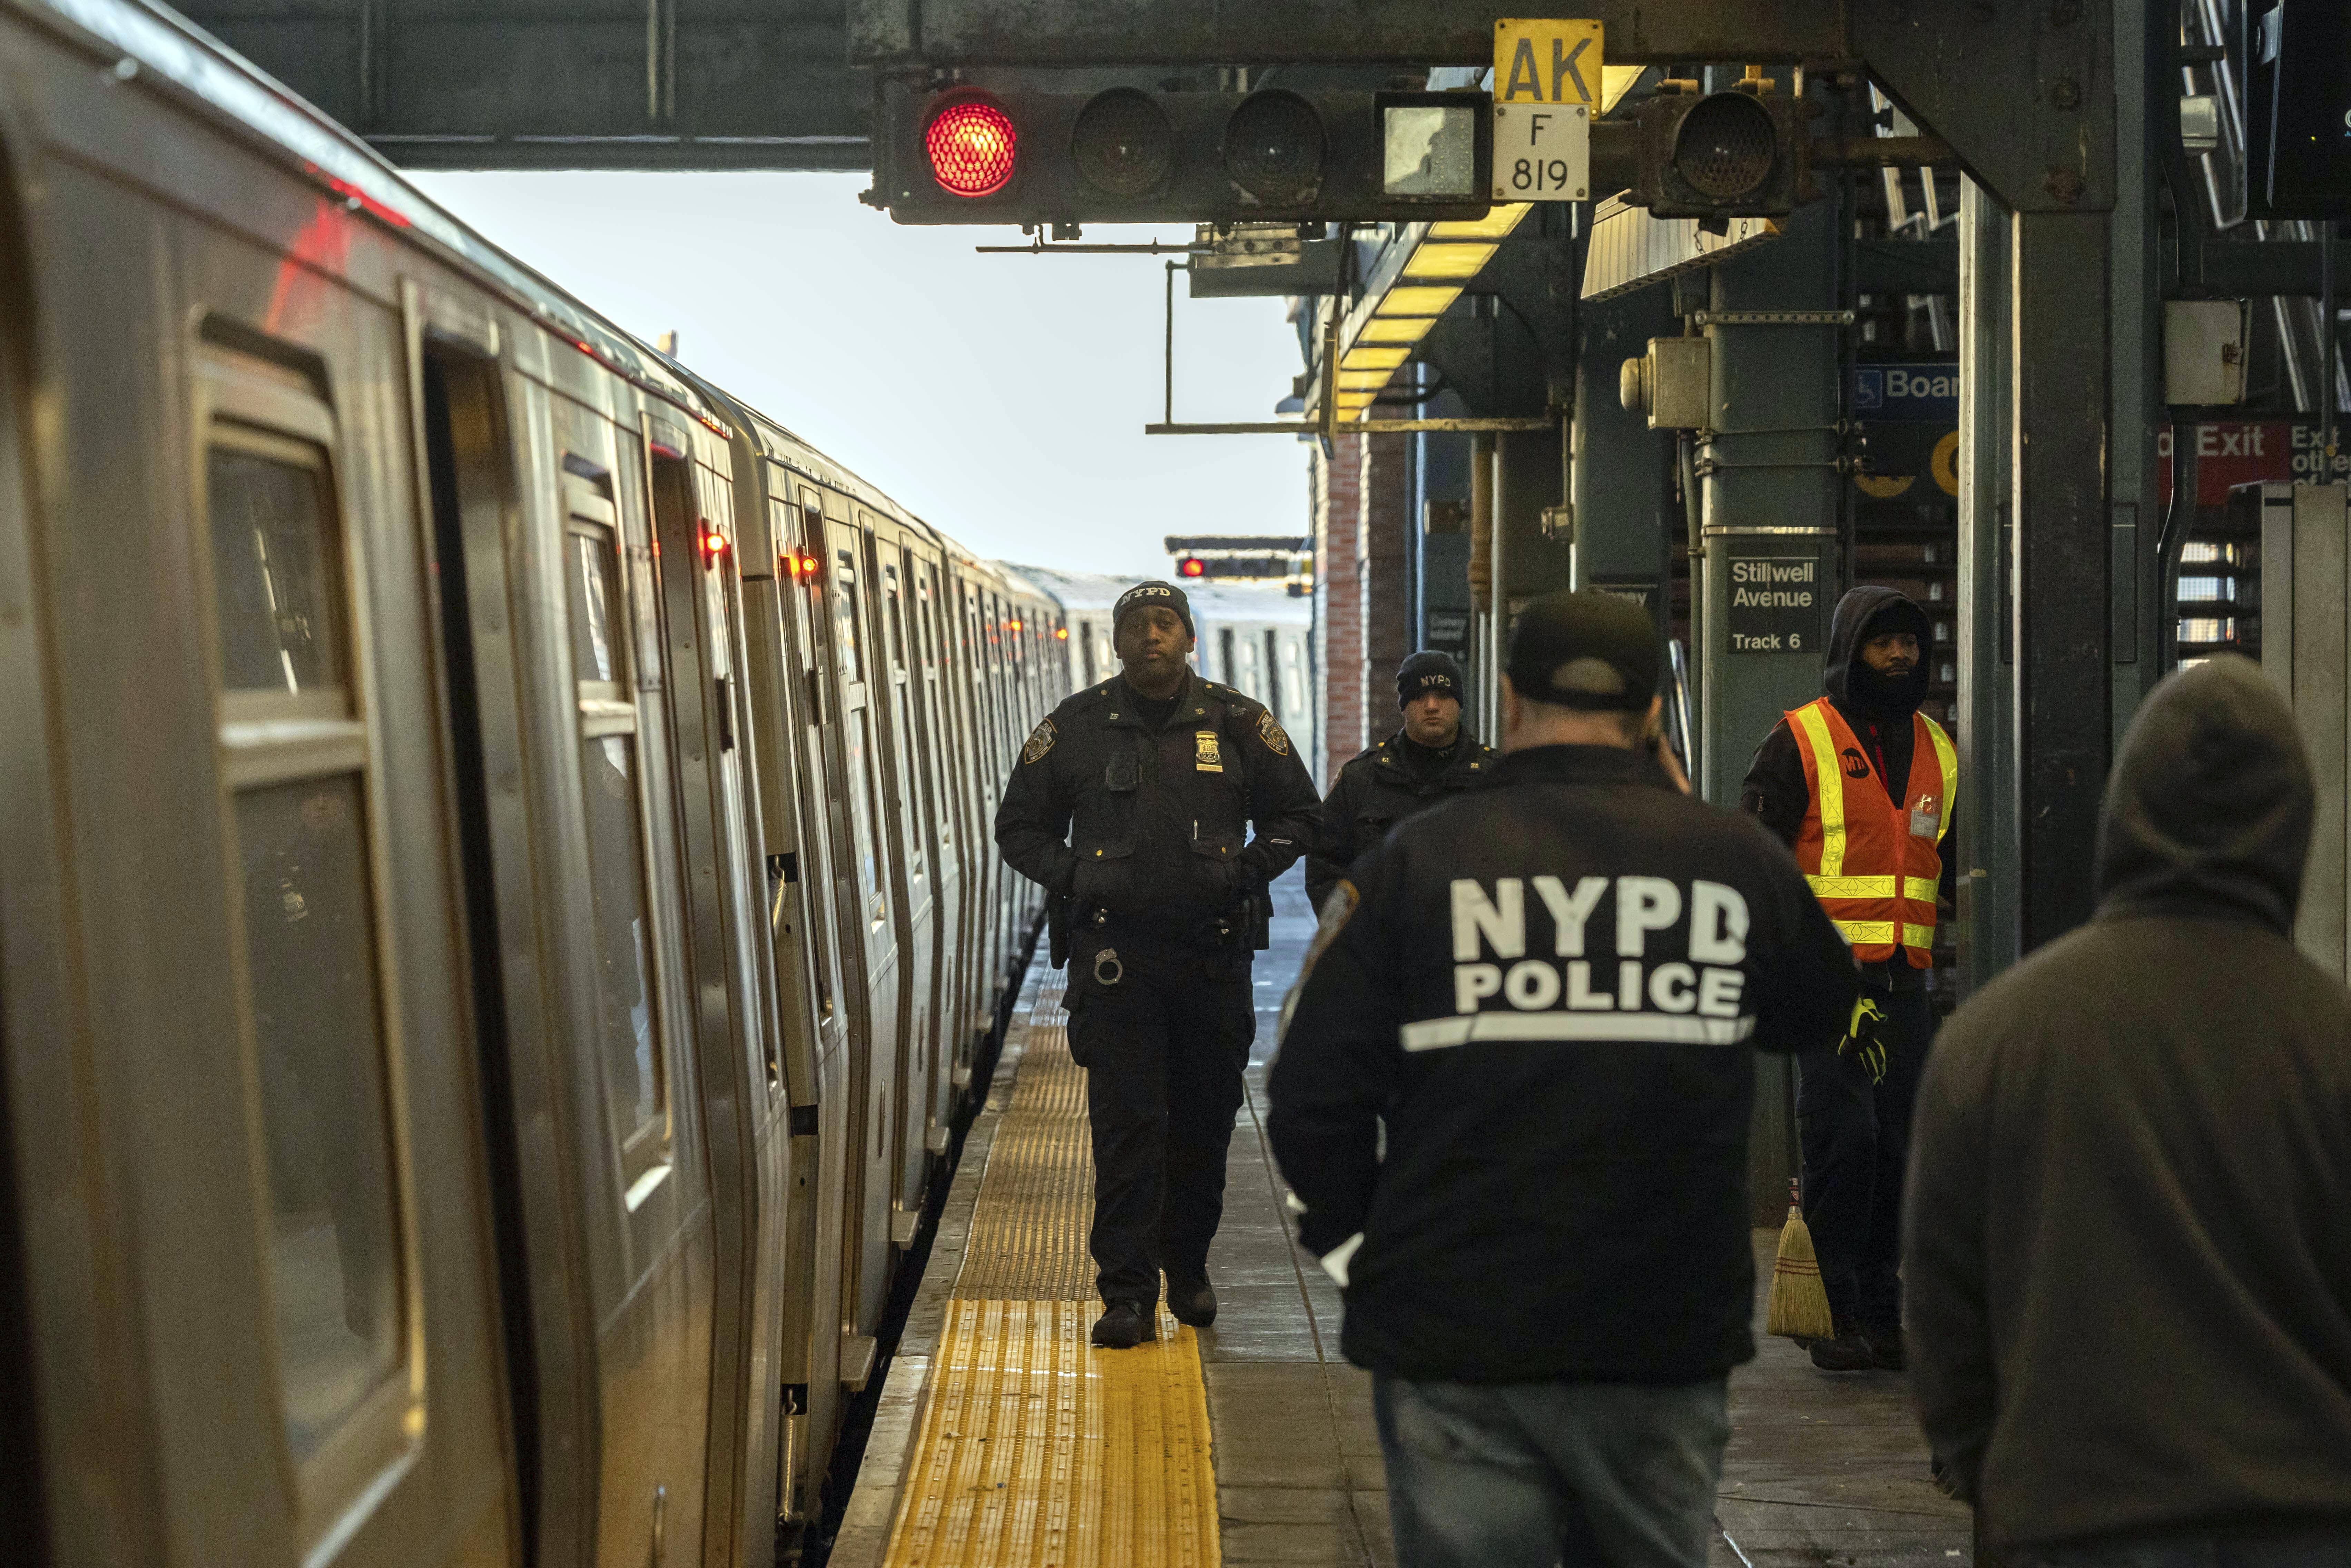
[1904,656,2351,1551]
[1738,587,1955,905]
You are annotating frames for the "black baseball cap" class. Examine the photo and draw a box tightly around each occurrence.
[1396,650,1466,708]
[1113,580,1195,641]
[1506,590,1658,713]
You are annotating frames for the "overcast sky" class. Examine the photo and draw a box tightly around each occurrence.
[412,171,1312,578]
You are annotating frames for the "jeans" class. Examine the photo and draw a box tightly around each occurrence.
[2016,1528,2351,1568]
[1373,1374,1729,1568]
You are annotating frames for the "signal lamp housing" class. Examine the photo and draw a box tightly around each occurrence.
[1177,556,1208,579]
[1073,88,1175,198]
[1224,89,1328,204]
[1633,88,1812,219]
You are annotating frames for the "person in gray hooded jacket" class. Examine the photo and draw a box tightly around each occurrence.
[1905,655,2351,1563]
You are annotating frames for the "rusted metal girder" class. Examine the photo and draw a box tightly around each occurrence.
[850,0,2113,216]
[848,0,1842,69]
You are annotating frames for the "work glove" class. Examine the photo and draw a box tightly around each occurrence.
[1838,993,1891,1086]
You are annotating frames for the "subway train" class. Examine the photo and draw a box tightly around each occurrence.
[0,2,1139,1565]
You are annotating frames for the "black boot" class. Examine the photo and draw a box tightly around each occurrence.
[1868,1323,1905,1371]
[1166,1272,1218,1328]
[1808,1320,1875,1372]
[1090,1300,1155,1349]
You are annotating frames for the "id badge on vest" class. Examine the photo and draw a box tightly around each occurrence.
[1909,793,1941,839]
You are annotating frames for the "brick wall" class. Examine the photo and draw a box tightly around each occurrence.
[1314,435,1365,780]
[1359,432,1414,734]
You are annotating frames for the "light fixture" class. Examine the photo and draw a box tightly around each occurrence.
[1429,204,1532,240]
[1375,285,1464,317]
[1400,242,1497,281]
[1357,316,1437,345]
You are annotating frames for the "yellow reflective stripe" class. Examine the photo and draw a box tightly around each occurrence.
[1902,922,1936,948]
[1809,875,1896,898]
[1924,714,1958,842]
[1792,701,1845,877]
[1834,920,1896,945]
[1904,877,1940,903]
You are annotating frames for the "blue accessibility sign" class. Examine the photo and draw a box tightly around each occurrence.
[1852,363,1960,423]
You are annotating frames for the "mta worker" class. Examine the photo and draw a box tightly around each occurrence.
[1739,585,1956,1373]
[1908,658,2351,1561]
[995,580,1320,1349]
[1305,651,1497,913]
[1269,591,1857,1568]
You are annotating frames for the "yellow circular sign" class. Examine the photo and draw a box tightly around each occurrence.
[1855,473,1915,500]
[1932,430,1961,496]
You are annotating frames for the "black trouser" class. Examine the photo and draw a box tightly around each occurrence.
[1796,967,1936,1331]
[1064,928,1257,1307]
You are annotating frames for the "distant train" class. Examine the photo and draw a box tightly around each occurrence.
[0,4,1306,1567]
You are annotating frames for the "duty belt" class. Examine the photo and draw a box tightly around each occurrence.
[1082,901,1245,951]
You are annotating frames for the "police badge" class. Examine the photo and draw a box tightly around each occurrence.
[1194,729,1223,772]
[1022,718,1056,764]
[1257,710,1291,756]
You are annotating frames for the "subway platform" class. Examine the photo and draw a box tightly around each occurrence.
[832,872,1971,1568]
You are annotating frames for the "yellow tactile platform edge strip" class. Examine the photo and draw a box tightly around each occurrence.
[883,977,1221,1568]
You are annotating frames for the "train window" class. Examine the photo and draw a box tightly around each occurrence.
[202,417,407,1477]
[564,485,669,1190]
[208,447,348,699]
[236,775,402,1460]
[832,550,864,684]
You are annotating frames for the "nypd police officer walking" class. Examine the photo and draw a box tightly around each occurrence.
[1305,650,1496,913]
[1269,591,1857,1568]
[996,581,1321,1349]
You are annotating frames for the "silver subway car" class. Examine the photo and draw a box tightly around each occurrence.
[0,2,1059,1565]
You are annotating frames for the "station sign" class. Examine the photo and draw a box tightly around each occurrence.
[1851,362,1959,423]
[1725,551,1824,656]
[1492,19,1600,201]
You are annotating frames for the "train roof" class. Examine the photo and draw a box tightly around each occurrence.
[1006,565,1312,626]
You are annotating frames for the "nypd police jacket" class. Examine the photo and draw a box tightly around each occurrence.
[994,670,1321,941]
[1268,744,1858,1384]
[1304,729,1498,914]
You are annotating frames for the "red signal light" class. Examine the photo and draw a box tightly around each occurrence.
[1056,627,1069,641]
[700,524,729,566]
[783,549,820,582]
[1177,556,1207,578]
[926,98,1017,198]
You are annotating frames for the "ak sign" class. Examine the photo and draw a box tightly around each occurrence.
[1491,19,1599,201]
[1851,363,1959,423]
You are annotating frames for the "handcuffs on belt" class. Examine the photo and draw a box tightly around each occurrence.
[1093,947,1124,986]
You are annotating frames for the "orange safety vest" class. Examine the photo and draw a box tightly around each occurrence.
[1786,697,1957,967]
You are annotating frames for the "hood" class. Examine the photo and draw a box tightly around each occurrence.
[1822,585,1933,714]
[2094,655,2314,935]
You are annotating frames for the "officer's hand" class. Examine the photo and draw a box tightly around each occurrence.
[1837,994,1890,1085]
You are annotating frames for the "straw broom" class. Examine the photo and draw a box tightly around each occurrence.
[1766,1180,1835,1342]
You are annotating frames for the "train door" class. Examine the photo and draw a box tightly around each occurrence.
[643,427,783,1568]
[776,484,850,1513]
[914,560,974,1108]
[946,570,994,1058]
[867,532,941,1233]
[820,513,902,1345]
[55,312,524,1568]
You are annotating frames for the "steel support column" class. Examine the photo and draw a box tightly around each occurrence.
[2010,211,2114,948]
[1570,288,1676,623]
[1957,179,2022,991]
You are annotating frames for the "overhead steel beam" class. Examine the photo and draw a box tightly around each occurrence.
[176,0,869,170]
[848,0,1843,69]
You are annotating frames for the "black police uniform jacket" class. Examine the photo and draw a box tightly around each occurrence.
[994,671,1321,940]
[1268,744,1859,1384]
[1304,729,1498,913]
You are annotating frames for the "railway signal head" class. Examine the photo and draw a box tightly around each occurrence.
[1630,86,1813,219]
[871,82,1491,226]
[1177,556,1208,579]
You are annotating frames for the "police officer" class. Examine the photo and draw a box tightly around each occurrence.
[995,580,1321,1349]
[1269,591,1857,1568]
[1739,585,1957,1374]
[1304,651,1496,913]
